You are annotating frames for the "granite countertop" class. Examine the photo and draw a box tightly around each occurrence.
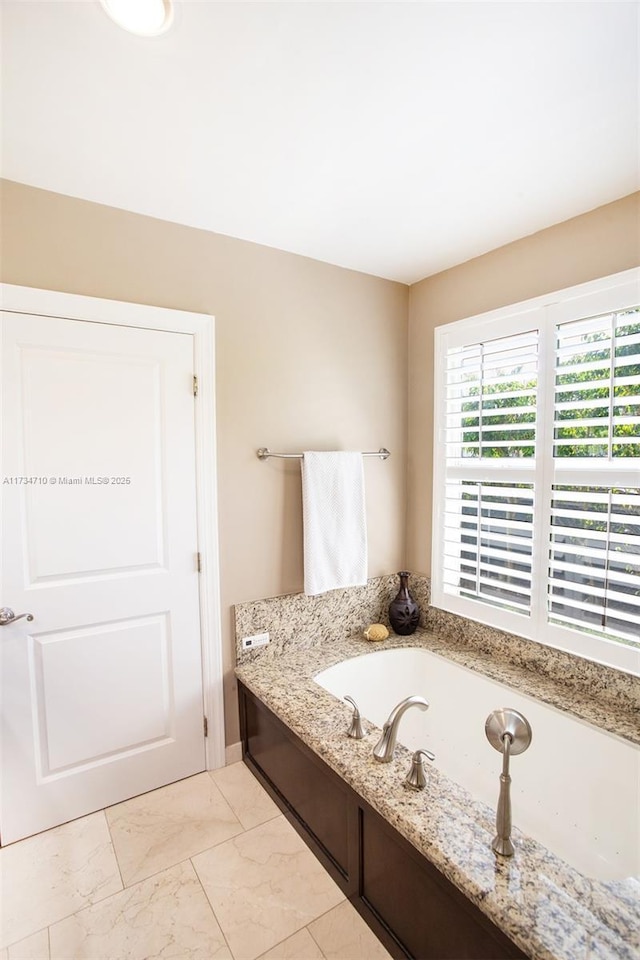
[235,628,640,960]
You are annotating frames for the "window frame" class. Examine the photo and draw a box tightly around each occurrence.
[431,267,640,676]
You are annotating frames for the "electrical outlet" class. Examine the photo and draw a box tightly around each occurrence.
[242,631,270,651]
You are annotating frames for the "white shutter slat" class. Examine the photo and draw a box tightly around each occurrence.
[548,483,640,642]
[554,416,612,429]
[556,357,610,378]
[446,425,536,438]
[550,544,639,566]
[612,373,640,389]
[456,439,535,449]
[615,330,640,348]
[442,478,534,616]
[549,613,639,641]
[444,331,538,463]
[549,562,640,589]
[555,397,609,412]
[550,605,640,631]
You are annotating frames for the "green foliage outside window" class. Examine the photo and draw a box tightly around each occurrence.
[459,311,639,459]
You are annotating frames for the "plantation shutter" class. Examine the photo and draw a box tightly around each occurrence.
[433,272,639,672]
[548,308,640,643]
[441,331,538,617]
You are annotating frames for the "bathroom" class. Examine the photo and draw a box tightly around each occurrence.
[1,3,639,959]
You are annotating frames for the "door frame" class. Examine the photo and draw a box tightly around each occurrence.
[0,283,225,771]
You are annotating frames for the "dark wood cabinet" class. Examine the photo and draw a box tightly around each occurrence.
[239,682,527,960]
[360,807,525,959]
[241,679,352,882]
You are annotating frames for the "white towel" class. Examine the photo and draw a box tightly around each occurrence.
[301,451,368,597]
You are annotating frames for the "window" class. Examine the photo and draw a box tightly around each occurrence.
[432,269,640,674]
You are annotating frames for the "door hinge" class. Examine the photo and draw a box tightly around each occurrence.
[203,716,208,738]
[193,375,199,397]
[196,552,202,573]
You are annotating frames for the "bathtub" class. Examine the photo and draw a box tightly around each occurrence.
[315,646,640,882]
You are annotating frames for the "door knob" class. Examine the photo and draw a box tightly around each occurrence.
[0,607,34,626]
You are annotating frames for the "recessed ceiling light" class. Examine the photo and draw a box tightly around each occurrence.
[100,0,173,37]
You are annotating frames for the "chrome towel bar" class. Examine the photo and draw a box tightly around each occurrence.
[257,447,390,461]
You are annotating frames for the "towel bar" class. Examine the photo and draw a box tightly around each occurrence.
[257,447,390,461]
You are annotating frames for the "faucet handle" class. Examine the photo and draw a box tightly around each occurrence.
[404,748,435,790]
[344,695,365,740]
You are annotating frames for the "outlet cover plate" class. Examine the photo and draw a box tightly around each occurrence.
[242,631,270,651]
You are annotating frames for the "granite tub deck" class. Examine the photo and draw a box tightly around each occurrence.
[235,628,639,960]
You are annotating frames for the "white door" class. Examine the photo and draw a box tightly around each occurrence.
[1,311,205,844]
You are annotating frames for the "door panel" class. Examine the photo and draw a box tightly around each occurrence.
[1,312,205,843]
[32,615,172,776]
[22,346,165,578]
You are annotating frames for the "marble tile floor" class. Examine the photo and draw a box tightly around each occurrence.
[0,763,391,960]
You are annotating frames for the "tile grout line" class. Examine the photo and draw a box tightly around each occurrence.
[1,924,51,957]
[305,922,330,959]
[207,769,282,833]
[227,811,282,833]
[2,811,126,953]
[255,926,330,960]
[86,840,238,897]
[6,776,340,959]
[113,815,254,889]
[306,901,392,960]
[102,808,125,893]
[103,780,250,889]
[2,773,272,954]
[188,855,236,960]
[36,852,217,949]
[41,853,234,958]
[305,894,350,940]
[188,814,351,960]
[187,814,332,960]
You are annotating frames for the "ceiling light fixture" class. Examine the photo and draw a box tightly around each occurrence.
[99,0,173,37]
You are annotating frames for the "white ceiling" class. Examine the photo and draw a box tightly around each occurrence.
[1,1,638,284]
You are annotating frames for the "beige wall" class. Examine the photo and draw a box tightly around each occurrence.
[407,192,640,577]
[3,180,638,746]
[0,179,409,746]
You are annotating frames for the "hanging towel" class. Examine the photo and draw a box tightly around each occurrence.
[301,451,368,596]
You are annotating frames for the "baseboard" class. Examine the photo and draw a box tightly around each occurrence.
[225,741,242,765]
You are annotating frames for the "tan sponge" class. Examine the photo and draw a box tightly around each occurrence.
[363,623,389,642]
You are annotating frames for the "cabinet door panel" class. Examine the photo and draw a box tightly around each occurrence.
[361,808,526,959]
[244,691,350,875]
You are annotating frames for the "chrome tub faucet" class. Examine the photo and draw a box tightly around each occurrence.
[485,708,532,857]
[373,695,429,762]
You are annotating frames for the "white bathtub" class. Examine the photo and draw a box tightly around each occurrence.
[314,647,639,882]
